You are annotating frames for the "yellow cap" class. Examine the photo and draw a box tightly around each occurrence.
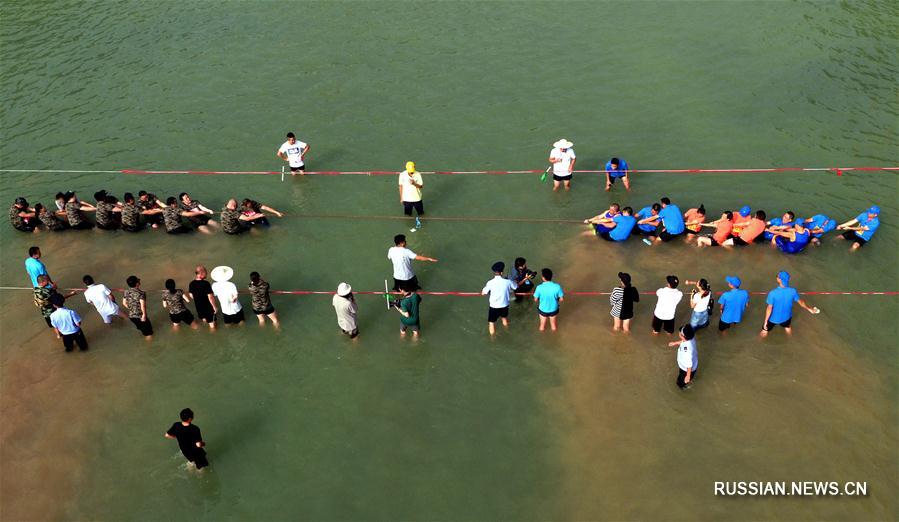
[405,161,415,172]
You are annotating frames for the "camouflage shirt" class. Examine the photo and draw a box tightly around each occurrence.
[123,288,146,318]
[38,208,65,230]
[9,204,29,230]
[179,200,201,212]
[163,289,187,314]
[248,280,272,311]
[65,201,84,226]
[122,202,141,229]
[221,207,243,234]
[162,206,182,231]
[96,201,117,228]
[33,285,57,318]
[138,195,159,212]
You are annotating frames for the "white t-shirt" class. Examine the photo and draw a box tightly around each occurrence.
[550,147,576,177]
[677,338,698,371]
[212,281,242,315]
[388,246,417,280]
[83,283,118,317]
[482,275,518,308]
[654,287,683,320]
[278,140,307,168]
[398,171,423,202]
[691,291,711,312]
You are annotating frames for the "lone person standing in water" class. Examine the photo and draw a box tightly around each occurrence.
[164,408,208,470]
[277,132,310,175]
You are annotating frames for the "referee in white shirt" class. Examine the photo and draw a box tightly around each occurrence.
[548,138,576,191]
[387,234,437,291]
[277,132,310,175]
[481,261,518,335]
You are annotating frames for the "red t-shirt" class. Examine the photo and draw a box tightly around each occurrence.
[712,219,734,244]
[684,208,706,232]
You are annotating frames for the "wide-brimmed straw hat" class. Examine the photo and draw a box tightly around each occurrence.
[337,282,352,296]
[553,138,573,149]
[210,265,234,282]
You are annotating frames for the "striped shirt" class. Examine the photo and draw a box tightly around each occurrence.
[610,287,624,317]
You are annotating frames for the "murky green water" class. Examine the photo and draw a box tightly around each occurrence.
[1,1,897,520]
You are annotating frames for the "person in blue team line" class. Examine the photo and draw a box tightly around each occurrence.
[760,271,820,337]
[802,214,836,244]
[604,157,630,192]
[717,276,749,333]
[582,203,620,235]
[533,268,564,332]
[763,211,795,240]
[595,207,637,242]
[645,197,685,243]
[635,203,661,236]
[836,205,880,250]
[767,220,811,254]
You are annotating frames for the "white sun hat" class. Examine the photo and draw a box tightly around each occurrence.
[553,138,574,149]
[210,265,234,282]
[337,282,352,296]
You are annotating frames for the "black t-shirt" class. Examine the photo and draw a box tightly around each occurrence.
[620,286,640,318]
[167,422,204,458]
[189,279,214,314]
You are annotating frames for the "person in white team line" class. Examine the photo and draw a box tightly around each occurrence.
[276,132,310,175]
[548,138,576,191]
[82,274,128,324]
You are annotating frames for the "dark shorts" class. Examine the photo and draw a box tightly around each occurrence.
[400,322,420,332]
[764,318,792,331]
[637,227,657,236]
[599,231,616,241]
[247,216,270,227]
[718,319,734,331]
[652,315,675,334]
[130,317,154,336]
[44,316,53,328]
[538,309,559,318]
[61,330,89,352]
[253,305,275,315]
[552,174,571,182]
[70,221,94,230]
[290,165,305,172]
[13,222,36,232]
[341,328,359,338]
[402,200,424,216]
[224,224,248,235]
[187,215,210,227]
[685,228,701,235]
[96,222,119,231]
[607,174,626,185]
[393,276,421,292]
[122,224,143,233]
[731,236,749,246]
[169,310,195,325]
[223,309,245,324]
[196,308,216,324]
[166,226,190,235]
[706,237,720,246]
[658,230,683,242]
[841,231,866,245]
[487,306,509,323]
[185,448,209,469]
[677,368,698,389]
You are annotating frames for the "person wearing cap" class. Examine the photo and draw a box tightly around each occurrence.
[836,206,880,250]
[49,293,88,352]
[63,191,96,230]
[763,211,795,241]
[548,139,576,191]
[211,266,245,325]
[609,272,639,332]
[387,234,437,291]
[123,275,153,339]
[249,271,278,328]
[717,276,749,332]
[189,265,218,329]
[730,206,752,236]
[768,219,811,254]
[277,132,310,175]
[652,275,683,335]
[9,197,36,232]
[398,161,425,217]
[481,262,518,335]
[803,214,836,244]
[533,268,564,332]
[761,271,819,337]
[722,210,767,246]
[668,324,697,389]
[696,211,734,247]
[332,283,358,338]
[604,157,630,192]
[25,246,53,289]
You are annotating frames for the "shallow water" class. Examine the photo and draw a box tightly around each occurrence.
[1,1,897,520]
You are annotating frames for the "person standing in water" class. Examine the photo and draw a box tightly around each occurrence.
[760,271,820,337]
[609,272,639,332]
[164,408,208,470]
[548,139,576,191]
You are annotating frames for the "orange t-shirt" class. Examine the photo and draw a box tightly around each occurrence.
[731,210,750,235]
[712,219,734,244]
[684,208,706,232]
[739,218,766,242]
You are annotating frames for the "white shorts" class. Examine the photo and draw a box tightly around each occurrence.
[99,304,120,324]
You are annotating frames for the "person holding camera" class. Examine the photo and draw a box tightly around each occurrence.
[512,257,536,302]
[684,278,713,330]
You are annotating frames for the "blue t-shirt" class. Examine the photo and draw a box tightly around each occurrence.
[50,307,81,335]
[776,229,811,254]
[25,257,48,288]
[635,206,657,232]
[766,286,800,324]
[658,204,685,235]
[854,212,880,241]
[534,281,564,313]
[763,217,792,240]
[718,289,749,324]
[605,159,629,178]
[609,215,637,241]
[807,214,835,238]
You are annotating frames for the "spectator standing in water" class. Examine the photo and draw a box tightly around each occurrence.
[164,408,209,470]
[609,272,639,332]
